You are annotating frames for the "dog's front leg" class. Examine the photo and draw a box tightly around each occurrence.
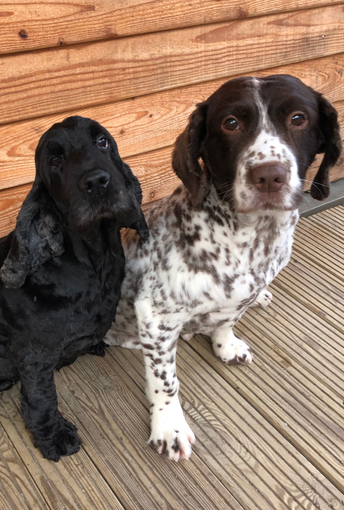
[18,361,81,461]
[138,315,195,461]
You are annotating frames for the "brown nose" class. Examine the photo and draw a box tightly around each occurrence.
[250,164,287,193]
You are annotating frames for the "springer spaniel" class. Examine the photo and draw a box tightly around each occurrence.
[0,116,148,461]
[106,75,342,461]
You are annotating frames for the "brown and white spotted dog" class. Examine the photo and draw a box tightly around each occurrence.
[106,75,342,461]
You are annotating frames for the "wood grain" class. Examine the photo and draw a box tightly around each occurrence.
[55,355,241,510]
[115,339,344,509]
[0,205,344,509]
[1,0,343,55]
[0,91,342,202]
[1,52,344,188]
[1,5,344,124]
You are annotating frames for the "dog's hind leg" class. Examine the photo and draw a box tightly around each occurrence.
[87,340,108,357]
[211,322,253,365]
[250,288,273,308]
[105,298,142,349]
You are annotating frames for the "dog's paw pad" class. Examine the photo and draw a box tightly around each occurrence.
[214,338,253,365]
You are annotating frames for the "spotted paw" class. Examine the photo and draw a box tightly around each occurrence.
[148,402,195,461]
[252,289,273,309]
[213,338,253,365]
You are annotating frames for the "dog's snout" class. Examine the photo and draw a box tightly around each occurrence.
[250,164,287,193]
[79,170,110,192]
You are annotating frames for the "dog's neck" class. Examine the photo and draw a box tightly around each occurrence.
[67,220,122,272]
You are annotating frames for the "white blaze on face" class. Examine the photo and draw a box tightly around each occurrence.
[234,78,302,211]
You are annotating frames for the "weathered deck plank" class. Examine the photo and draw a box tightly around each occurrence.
[0,205,343,509]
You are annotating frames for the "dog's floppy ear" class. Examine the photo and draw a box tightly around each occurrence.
[172,103,210,209]
[310,94,342,200]
[0,179,64,288]
[108,135,149,241]
[122,162,149,242]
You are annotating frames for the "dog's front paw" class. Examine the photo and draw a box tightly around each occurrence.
[148,402,195,461]
[35,417,82,462]
[252,289,273,309]
[213,338,253,365]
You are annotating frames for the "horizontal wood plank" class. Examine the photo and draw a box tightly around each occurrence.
[1,5,344,124]
[1,0,343,55]
[1,52,344,187]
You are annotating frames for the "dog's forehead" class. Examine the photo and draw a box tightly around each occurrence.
[258,75,318,109]
[43,117,107,152]
[206,77,257,115]
[205,75,317,118]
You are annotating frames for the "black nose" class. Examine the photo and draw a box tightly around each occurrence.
[250,164,287,193]
[79,170,110,192]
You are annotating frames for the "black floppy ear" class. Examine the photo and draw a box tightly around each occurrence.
[172,103,210,209]
[0,179,64,288]
[310,94,342,200]
[122,162,149,242]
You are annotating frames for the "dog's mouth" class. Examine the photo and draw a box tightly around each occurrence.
[67,193,140,230]
[233,184,304,213]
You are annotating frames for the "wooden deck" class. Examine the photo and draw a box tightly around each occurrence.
[0,204,343,510]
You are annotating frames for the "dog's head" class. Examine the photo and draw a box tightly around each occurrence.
[35,116,147,231]
[172,75,342,212]
[0,116,148,288]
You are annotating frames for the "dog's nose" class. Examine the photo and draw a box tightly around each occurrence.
[79,170,110,192]
[250,164,287,193]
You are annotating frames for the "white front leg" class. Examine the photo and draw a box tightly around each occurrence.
[138,312,195,461]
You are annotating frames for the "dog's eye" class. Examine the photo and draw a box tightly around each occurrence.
[290,112,307,127]
[51,156,62,169]
[222,117,239,132]
[97,136,109,149]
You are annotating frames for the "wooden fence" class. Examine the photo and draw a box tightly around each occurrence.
[0,0,343,237]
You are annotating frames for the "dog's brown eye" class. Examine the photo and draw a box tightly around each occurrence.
[222,117,239,132]
[290,112,307,127]
[97,136,109,148]
[51,156,62,169]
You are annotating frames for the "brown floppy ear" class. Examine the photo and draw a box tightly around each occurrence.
[310,94,342,200]
[172,103,210,209]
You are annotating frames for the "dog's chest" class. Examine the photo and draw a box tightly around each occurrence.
[172,210,296,322]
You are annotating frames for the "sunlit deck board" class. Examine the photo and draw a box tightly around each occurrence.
[0,205,343,509]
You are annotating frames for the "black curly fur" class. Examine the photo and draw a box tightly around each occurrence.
[0,116,148,461]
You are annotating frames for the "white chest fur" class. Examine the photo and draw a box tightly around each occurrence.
[129,186,298,332]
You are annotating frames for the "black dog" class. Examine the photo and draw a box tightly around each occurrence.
[0,116,148,461]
